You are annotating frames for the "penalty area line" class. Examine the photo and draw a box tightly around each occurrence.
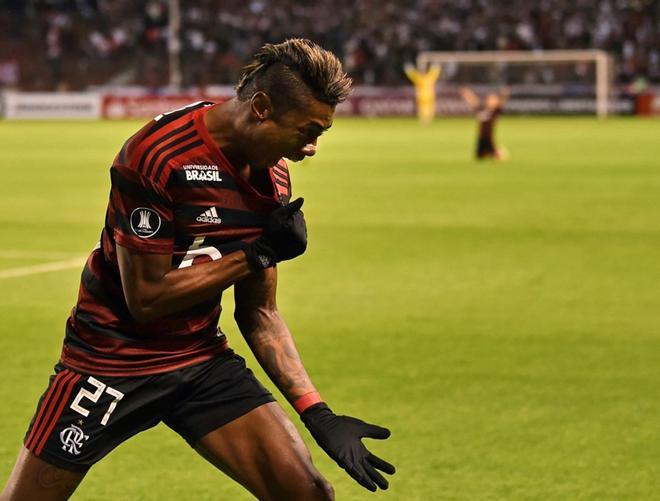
[0,257,86,279]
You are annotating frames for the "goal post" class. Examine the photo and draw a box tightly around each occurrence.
[416,50,614,118]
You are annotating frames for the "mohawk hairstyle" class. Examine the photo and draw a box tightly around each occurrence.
[236,38,352,111]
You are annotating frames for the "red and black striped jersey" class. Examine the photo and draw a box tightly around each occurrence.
[477,106,502,140]
[61,102,292,376]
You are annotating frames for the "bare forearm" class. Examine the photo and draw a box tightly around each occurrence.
[237,309,316,403]
[120,249,252,322]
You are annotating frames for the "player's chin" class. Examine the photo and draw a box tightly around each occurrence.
[285,154,306,163]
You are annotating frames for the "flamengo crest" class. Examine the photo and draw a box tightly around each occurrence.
[60,424,89,455]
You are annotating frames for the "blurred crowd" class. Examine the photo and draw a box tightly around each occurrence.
[0,0,658,91]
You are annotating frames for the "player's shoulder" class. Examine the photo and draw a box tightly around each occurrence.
[114,101,215,186]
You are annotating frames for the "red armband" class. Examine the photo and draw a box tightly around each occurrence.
[293,391,323,414]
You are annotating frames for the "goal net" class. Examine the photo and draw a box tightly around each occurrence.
[416,50,614,118]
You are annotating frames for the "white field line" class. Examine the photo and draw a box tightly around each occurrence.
[0,257,86,279]
[0,250,82,260]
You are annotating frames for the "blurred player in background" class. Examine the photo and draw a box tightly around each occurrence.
[460,86,510,160]
[1,39,394,501]
[404,63,441,123]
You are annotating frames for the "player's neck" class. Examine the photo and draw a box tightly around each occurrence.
[204,98,250,174]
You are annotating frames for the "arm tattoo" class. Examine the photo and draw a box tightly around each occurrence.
[235,269,316,401]
[262,343,309,392]
[248,324,315,399]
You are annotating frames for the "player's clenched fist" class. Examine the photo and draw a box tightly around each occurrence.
[302,403,396,492]
[244,197,308,269]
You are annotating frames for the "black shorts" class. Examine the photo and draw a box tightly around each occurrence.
[23,351,274,472]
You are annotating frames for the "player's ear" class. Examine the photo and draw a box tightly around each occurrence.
[250,92,273,123]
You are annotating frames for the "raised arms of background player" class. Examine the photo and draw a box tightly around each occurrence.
[460,86,511,111]
[234,268,396,492]
[459,87,481,110]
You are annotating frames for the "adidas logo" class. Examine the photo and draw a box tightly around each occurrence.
[196,207,222,224]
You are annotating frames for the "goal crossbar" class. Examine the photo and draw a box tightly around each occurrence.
[417,50,613,118]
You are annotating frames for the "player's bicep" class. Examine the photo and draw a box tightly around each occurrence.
[234,267,277,311]
[116,244,172,314]
[234,267,279,331]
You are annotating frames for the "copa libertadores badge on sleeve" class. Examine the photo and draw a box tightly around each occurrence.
[130,207,162,238]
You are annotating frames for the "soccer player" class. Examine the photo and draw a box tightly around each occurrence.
[460,86,510,160]
[404,62,442,123]
[1,39,394,501]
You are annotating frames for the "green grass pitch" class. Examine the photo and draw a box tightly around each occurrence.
[1,116,659,500]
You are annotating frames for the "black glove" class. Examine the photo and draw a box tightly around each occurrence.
[301,403,395,492]
[244,197,307,270]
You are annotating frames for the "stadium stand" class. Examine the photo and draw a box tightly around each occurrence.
[0,0,658,90]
